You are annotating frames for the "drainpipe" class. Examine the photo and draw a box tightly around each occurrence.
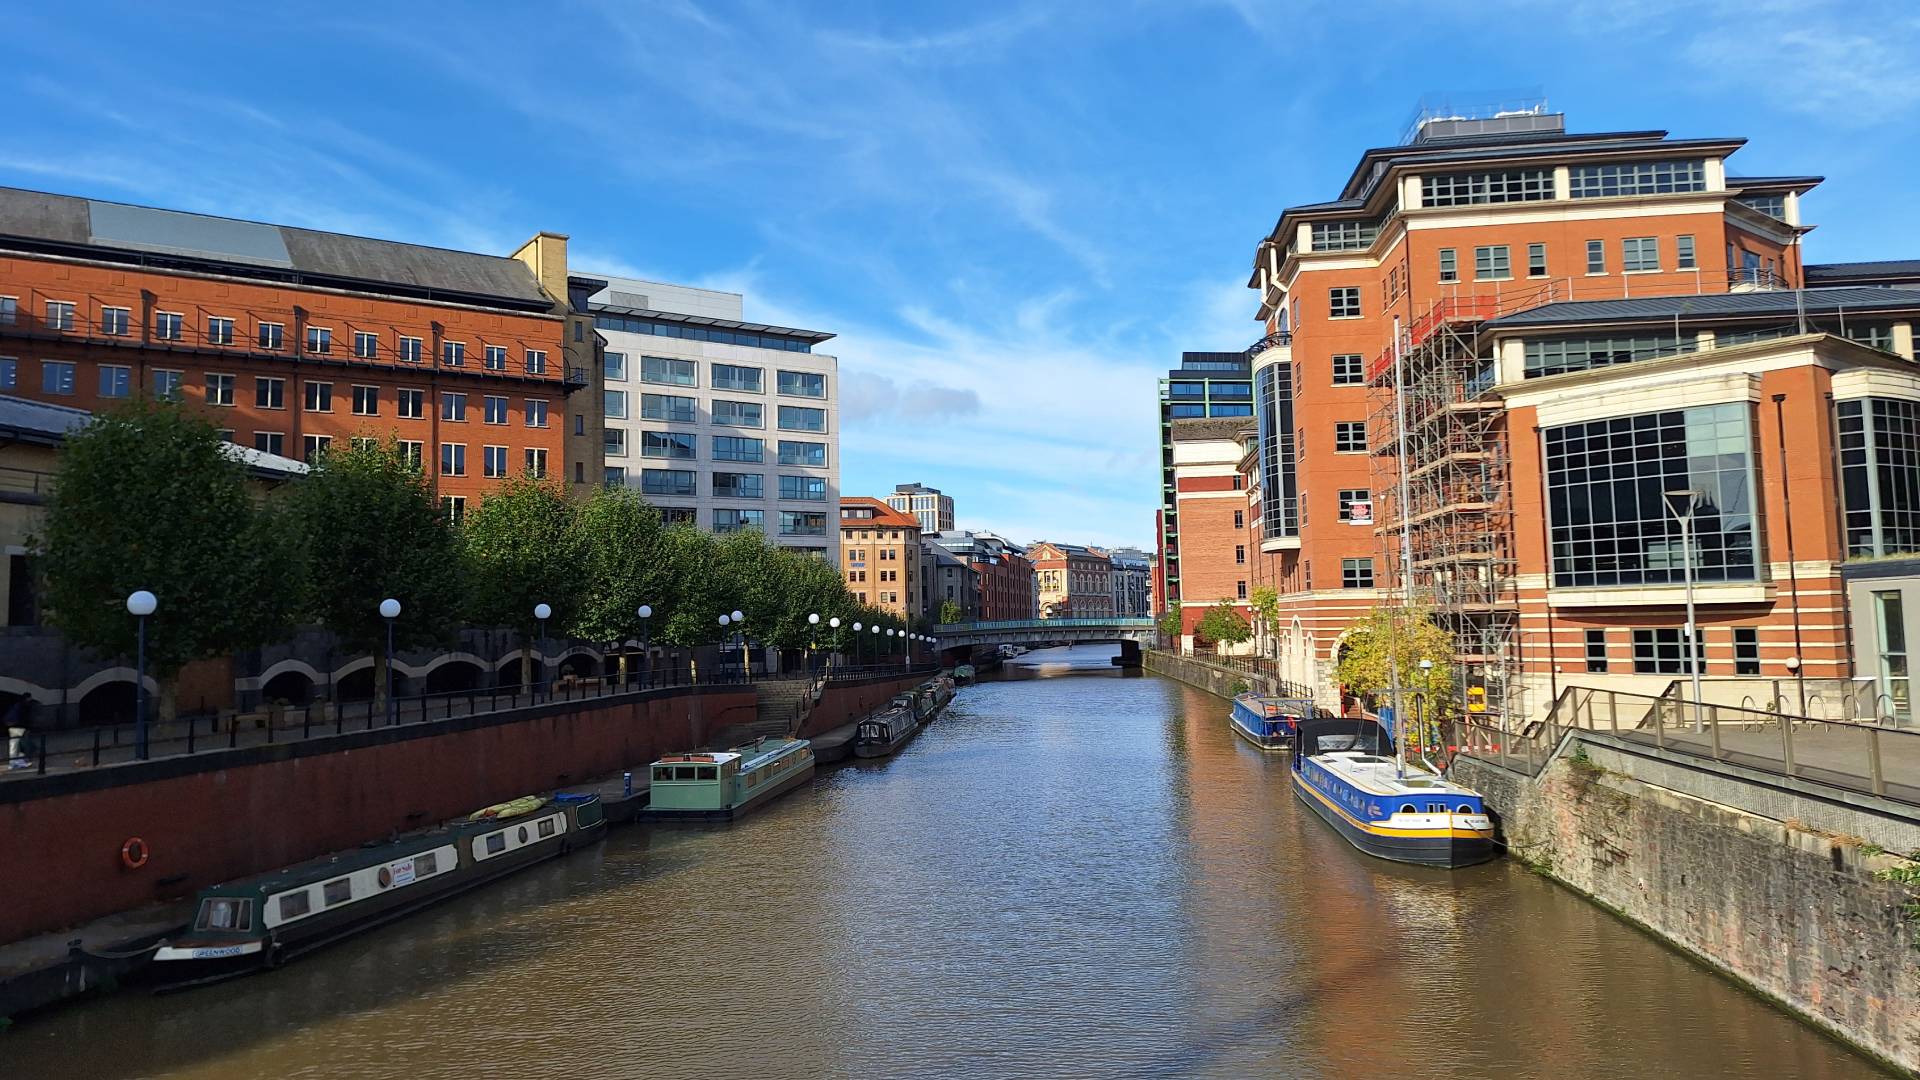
[1773,393,1807,715]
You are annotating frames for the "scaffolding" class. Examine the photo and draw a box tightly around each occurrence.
[1366,283,1561,724]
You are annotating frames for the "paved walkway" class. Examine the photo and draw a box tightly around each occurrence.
[1620,723,1920,804]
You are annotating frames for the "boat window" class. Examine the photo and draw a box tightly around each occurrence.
[517,826,529,844]
[276,891,309,921]
[1426,802,1445,814]
[414,852,438,876]
[1398,803,1417,814]
[196,897,254,931]
[323,878,352,906]
[653,766,672,782]
[538,818,556,838]
[697,766,717,780]
[675,766,697,780]
[1457,804,1475,814]
[485,832,507,855]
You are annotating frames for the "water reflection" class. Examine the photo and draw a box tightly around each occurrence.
[2,645,1890,1079]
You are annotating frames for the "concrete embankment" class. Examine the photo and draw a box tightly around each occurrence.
[1453,739,1920,1074]
[1143,649,1279,698]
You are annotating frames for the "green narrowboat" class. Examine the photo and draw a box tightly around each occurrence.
[644,736,815,820]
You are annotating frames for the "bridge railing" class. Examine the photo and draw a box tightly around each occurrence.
[932,618,1156,634]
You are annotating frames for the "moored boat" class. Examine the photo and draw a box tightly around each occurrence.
[1289,718,1495,868]
[644,737,814,820]
[151,792,606,987]
[852,701,922,758]
[1229,693,1308,752]
[953,664,976,685]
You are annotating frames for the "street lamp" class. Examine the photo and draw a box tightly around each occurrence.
[1786,655,1804,717]
[1663,490,1705,732]
[126,590,156,760]
[1416,656,1434,765]
[637,604,653,688]
[808,613,821,676]
[829,616,842,673]
[534,602,552,699]
[732,610,748,682]
[380,597,401,726]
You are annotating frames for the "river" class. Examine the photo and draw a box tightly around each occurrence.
[2,645,1892,1079]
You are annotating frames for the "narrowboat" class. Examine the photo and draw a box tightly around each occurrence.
[953,664,976,685]
[150,792,606,987]
[1229,693,1309,752]
[852,700,923,758]
[644,736,815,820]
[1290,717,1496,868]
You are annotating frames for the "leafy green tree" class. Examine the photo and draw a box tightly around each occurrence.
[36,399,295,721]
[653,525,725,648]
[1196,602,1252,651]
[938,599,965,625]
[1249,585,1280,654]
[567,487,672,677]
[463,475,581,684]
[1157,600,1182,639]
[1334,605,1456,720]
[287,439,465,708]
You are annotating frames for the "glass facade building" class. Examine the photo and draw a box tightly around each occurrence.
[1158,351,1255,606]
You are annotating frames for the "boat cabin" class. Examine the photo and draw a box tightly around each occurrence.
[649,752,741,812]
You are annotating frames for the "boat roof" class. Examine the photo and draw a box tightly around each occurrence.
[1313,752,1482,798]
[655,751,741,765]
[737,738,809,770]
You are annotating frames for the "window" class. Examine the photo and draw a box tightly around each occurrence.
[398,440,423,469]
[257,322,284,350]
[642,394,697,423]
[781,475,828,501]
[1677,235,1697,270]
[40,360,75,395]
[604,390,629,420]
[712,363,762,392]
[1421,168,1553,206]
[524,448,548,478]
[1633,628,1703,674]
[1334,421,1366,453]
[398,388,425,419]
[778,370,825,397]
[400,336,423,363]
[574,414,585,436]
[1622,237,1660,272]
[1234,509,1244,528]
[255,432,285,456]
[483,395,509,424]
[660,506,696,525]
[1341,557,1374,589]
[101,306,130,336]
[1586,240,1606,275]
[605,429,627,457]
[642,356,696,386]
[207,316,234,345]
[780,511,828,535]
[1237,580,1248,599]
[713,435,763,462]
[1437,249,1458,283]
[99,365,130,398]
[525,349,547,375]
[206,373,235,406]
[440,443,466,476]
[1875,591,1911,723]
[1544,402,1757,588]
[302,326,329,354]
[42,301,75,331]
[483,345,507,371]
[1474,245,1511,281]
[1235,545,1246,565]
[1585,629,1608,673]
[1328,287,1361,319]
[1734,627,1760,676]
[643,431,696,459]
[305,381,333,412]
[483,445,508,478]
[1838,398,1920,557]
[441,392,465,421]
[715,508,764,533]
[154,312,183,340]
[778,405,825,432]
[713,400,763,428]
[1337,489,1371,522]
[0,357,11,390]
[778,440,825,467]
[354,331,379,359]
[604,466,628,486]
[1569,160,1706,198]
[525,399,548,428]
[641,468,696,496]
[1309,219,1381,251]
[279,891,311,921]
[0,297,17,326]
[442,341,465,367]
[602,351,628,382]
[713,472,763,498]
[414,852,438,876]
[1523,331,1696,378]
[443,495,466,524]
[1331,354,1364,386]
[303,434,332,463]
[152,369,183,401]
[1528,242,1547,278]
[352,385,379,416]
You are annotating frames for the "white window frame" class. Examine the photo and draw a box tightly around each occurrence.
[207,315,235,346]
[306,326,332,354]
[100,305,131,336]
[525,399,549,428]
[353,330,380,359]
[304,380,333,413]
[351,384,380,417]
[205,372,236,407]
[398,388,425,419]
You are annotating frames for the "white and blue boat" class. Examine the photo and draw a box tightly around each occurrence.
[1229,692,1309,752]
[1289,717,1496,868]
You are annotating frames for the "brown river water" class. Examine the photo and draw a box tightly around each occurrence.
[0,645,1893,1079]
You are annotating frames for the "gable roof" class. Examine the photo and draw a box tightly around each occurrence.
[839,496,919,530]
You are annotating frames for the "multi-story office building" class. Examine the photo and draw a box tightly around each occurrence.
[589,274,839,560]
[1156,351,1254,614]
[929,530,1037,620]
[1166,418,1257,643]
[1106,546,1153,617]
[0,186,578,521]
[886,482,955,534]
[1218,102,1920,721]
[1030,541,1114,618]
[840,497,920,620]
[921,545,980,623]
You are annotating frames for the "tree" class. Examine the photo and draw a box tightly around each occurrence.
[653,525,725,649]
[938,599,965,626]
[463,475,581,685]
[1249,585,1280,655]
[287,439,465,708]
[567,487,670,677]
[1157,600,1182,640]
[1195,602,1252,651]
[1334,605,1456,721]
[36,399,295,720]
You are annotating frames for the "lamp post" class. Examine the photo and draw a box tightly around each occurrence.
[887,627,896,669]
[718,614,733,681]
[637,604,653,688]
[126,590,156,760]
[534,602,552,699]
[1786,655,1804,717]
[808,612,821,675]
[732,609,747,682]
[852,621,863,668]
[1663,490,1706,732]
[872,623,881,668]
[380,598,401,726]
[1416,656,1433,764]
[829,616,842,673]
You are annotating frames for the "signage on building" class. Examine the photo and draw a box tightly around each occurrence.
[1347,500,1373,526]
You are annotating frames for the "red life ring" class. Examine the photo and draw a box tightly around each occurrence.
[120,837,150,870]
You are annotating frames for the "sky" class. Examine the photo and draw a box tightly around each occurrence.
[4,0,1918,549]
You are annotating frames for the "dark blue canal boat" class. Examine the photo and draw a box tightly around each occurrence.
[1290,718,1495,868]
[1229,692,1309,752]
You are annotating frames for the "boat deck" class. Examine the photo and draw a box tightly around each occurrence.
[1315,752,1478,798]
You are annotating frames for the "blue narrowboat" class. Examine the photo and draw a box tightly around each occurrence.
[1290,718,1496,868]
[1229,693,1308,752]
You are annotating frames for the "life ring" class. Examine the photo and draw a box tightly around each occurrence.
[121,837,150,870]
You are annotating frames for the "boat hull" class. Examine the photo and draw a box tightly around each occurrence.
[646,759,816,820]
[1229,713,1291,752]
[1291,768,1496,869]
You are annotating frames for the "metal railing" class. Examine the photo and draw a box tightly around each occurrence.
[932,618,1155,634]
[0,465,56,499]
[1144,648,1320,703]
[1454,685,1920,805]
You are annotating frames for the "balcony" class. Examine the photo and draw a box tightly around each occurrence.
[1248,330,1292,367]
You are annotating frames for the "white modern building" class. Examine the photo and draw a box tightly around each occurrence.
[589,275,840,561]
[886,482,955,534]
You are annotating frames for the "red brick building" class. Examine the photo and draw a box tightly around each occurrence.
[1029,541,1113,618]
[1165,417,1255,644]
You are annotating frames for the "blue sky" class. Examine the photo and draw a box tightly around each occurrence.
[5,1,1917,548]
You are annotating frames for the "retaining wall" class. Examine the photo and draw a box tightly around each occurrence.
[798,673,933,740]
[0,685,755,944]
[1142,650,1276,698]
[1454,745,1920,1073]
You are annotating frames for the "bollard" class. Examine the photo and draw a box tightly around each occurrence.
[1781,712,1796,776]
[1708,704,1722,760]
[1609,690,1619,735]
[1866,728,1885,796]
[623,771,633,799]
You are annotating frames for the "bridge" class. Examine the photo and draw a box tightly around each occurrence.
[930,618,1158,657]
